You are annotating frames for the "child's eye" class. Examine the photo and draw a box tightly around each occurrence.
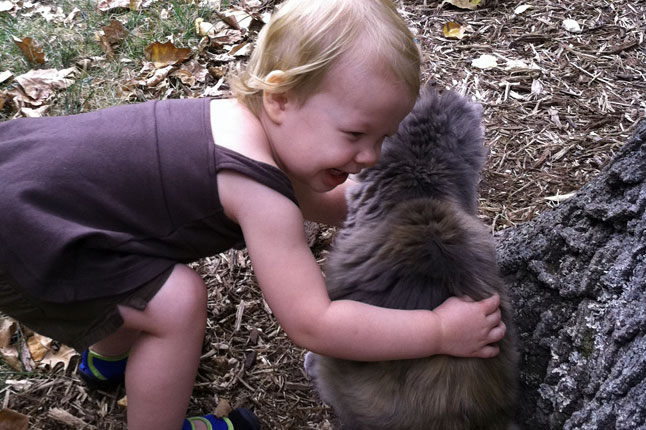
[344,131,364,140]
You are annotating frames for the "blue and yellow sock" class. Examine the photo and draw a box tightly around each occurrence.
[182,409,260,430]
[78,349,128,389]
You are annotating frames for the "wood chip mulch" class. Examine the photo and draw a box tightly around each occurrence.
[1,1,644,429]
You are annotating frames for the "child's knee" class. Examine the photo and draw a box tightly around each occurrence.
[120,265,207,333]
[163,265,208,325]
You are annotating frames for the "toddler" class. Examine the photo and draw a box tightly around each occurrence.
[0,0,506,429]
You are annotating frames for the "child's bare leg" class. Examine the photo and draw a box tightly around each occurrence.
[90,326,140,357]
[117,264,208,430]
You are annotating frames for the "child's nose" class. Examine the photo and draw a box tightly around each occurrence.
[355,141,381,167]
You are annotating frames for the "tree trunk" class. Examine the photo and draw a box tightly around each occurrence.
[496,120,646,429]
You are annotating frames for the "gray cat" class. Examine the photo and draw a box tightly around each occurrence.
[305,89,518,430]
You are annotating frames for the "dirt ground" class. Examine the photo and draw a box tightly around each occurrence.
[1,0,644,429]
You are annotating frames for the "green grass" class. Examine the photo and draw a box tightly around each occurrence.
[0,0,234,119]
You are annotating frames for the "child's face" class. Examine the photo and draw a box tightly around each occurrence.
[265,57,415,193]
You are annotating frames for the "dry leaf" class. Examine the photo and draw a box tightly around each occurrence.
[103,19,128,44]
[43,345,75,368]
[27,333,49,362]
[14,67,76,104]
[12,36,45,64]
[98,19,128,59]
[144,41,191,68]
[0,92,11,111]
[544,192,576,202]
[0,1,13,12]
[531,79,544,96]
[514,4,532,14]
[0,318,20,370]
[195,17,216,37]
[229,41,251,57]
[441,0,481,10]
[442,22,466,40]
[20,105,50,117]
[96,0,153,11]
[214,399,232,418]
[471,54,498,69]
[34,5,65,22]
[0,408,29,430]
[48,408,95,429]
[0,70,12,84]
[4,380,33,391]
[64,7,80,24]
[0,317,15,347]
[117,395,128,407]
[562,19,582,33]
[0,346,21,371]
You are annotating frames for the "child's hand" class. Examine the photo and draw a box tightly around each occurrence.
[434,294,506,358]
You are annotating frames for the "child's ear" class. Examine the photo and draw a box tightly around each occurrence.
[262,70,289,124]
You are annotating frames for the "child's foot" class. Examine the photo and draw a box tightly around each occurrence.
[78,349,128,390]
[182,409,260,430]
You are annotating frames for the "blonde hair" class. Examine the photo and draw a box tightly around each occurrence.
[230,0,420,116]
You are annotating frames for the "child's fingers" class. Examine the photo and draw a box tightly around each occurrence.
[480,294,501,314]
[487,321,506,344]
[486,307,502,327]
[476,343,500,359]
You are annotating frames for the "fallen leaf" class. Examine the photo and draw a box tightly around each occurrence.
[20,339,35,371]
[195,17,216,37]
[229,41,251,57]
[144,41,191,68]
[174,59,208,85]
[0,346,21,371]
[96,0,153,11]
[504,58,537,70]
[19,106,50,117]
[471,54,498,69]
[442,22,466,40]
[64,7,80,24]
[103,19,128,44]
[0,317,15,347]
[544,192,576,203]
[98,19,128,59]
[4,380,33,391]
[0,408,29,430]
[12,36,45,64]
[514,4,532,14]
[0,1,13,12]
[441,0,481,10]
[145,64,174,86]
[27,333,49,362]
[14,67,76,104]
[48,409,94,429]
[24,333,78,370]
[0,91,12,111]
[548,106,563,128]
[562,19,582,33]
[34,5,65,22]
[43,344,73,365]
[212,29,246,46]
[117,395,128,407]
[214,399,232,418]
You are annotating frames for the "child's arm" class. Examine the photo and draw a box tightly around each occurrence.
[220,173,505,360]
[292,180,352,227]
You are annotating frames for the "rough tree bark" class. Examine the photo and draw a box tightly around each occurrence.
[496,120,646,429]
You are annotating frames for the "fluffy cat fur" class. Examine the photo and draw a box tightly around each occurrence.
[305,88,518,430]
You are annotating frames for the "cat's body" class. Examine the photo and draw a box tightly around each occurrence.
[305,89,518,430]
